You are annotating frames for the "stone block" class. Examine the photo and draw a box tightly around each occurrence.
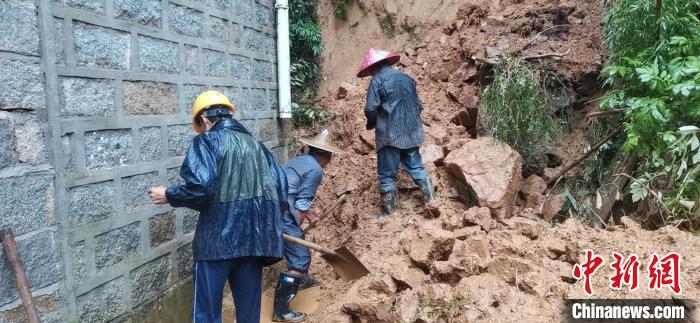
[72,240,87,287]
[201,49,226,77]
[0,173,53,236]
[149,211,175,247]
[167,167,183,186]
[208,16,230,44]
[229,55,250,80]
[252,59,273,82]
[139,127,161,162]
[256,2,271,28]
[130,255,171,306]
[184,45,199,74]
[68,181,116,225]
[54,18,66,65]
[58,77,115,117]
[0,0,40,56]
[258,118,277,142]
[249,88,267,111]
[269,90,278,110]
[74,22,130,70]
[213,0,231,11]
[177,243,193,278]
[0,231,62,306]
[76,277,125,322]
[13,118,48,165]
[168,125,194,157]
[61,134,77,172]
[95,222,141,269]
[232,0,254,24]
[138,36,178,74]
[0,117,15,169]
[121,172,159,209]
[0,288,65,323]
[242,27,263,52]
[84,129,132,169]
[231,23,241,46]
[168,3,203,37]
[52,0,105,13]
[264,33,276,57]
[0,58,46,111]
[183,84,207,112]
[179,208,198,234]
[114,0,161,27]
[123,81,178,115]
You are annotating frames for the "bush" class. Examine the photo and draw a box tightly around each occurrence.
[291,103,330,127]
[290,0,324,102]
[599,0,700,223]
[480,56,559,168]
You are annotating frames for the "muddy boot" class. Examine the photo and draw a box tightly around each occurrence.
[417,177,436,203]
[299,274,320,290]
[377,189,398,219]
[272,273,307,322]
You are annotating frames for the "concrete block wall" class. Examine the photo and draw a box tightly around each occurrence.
[0,0,287,321]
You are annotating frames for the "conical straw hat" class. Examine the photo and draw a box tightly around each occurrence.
[357,48,401,78]
[299,129,344,154]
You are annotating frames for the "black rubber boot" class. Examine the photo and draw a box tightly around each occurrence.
[377,189,398,219]
[272,273,307,322]
[299,274,320,290]
[417,177,436,203]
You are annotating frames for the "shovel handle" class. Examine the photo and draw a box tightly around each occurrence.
[283,234,338,256]
[302,194,348,234]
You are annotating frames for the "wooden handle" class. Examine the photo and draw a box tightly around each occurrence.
[1,229,40,323]
[303,194,348,234]
[283,234,337,256]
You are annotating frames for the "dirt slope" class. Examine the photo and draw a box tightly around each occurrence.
[288,0,700,322]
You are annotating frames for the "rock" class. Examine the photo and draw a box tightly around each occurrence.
[404,47,415,57]
[393,289,420,322]
[487,256,533,284]
[454,273,510,310]
[431,260,466,286]
[402,225,455,271]
[485,46,501,58]
[420,143,445,165]
[543,167,559,182]
[366,274,398,295]
[619,216,642,231]
[541,194,566,222]
[429,68,451,82]
[463,206,493,232]
[425,125,450,145]
[336,83,349,99]
[375,255,428,289]
[442,212,465,231]
[342,276,394,321]
[522,175,547,196]
[444,137,523,218]
[486,15,505,26]
[503,217,545,239]
[452,226,482,240]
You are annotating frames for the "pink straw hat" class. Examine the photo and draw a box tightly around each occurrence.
[356,48,401,78]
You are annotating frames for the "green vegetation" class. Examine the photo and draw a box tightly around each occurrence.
[289,0,328,126]
[480,56,559,169]
[335,0,349,20]
[597,0,700,224]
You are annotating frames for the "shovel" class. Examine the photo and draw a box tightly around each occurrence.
[283,234,369,281]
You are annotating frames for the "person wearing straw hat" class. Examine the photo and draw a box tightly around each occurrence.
[272,129,343,322]
[147,90,288,323]
[357,48,436,218]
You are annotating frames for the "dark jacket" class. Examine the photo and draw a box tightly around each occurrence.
[165,118,287,265]
[364,65,425,151]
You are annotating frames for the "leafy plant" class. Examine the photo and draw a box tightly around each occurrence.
[289,0,325,102]
[598,0,700,224]
[480,56,559,169]
[380,15,398,38]
[335,0,350,20]
[291,103,330,127]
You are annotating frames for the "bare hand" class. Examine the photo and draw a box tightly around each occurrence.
[297,209,319,226]
[147,186,168,204]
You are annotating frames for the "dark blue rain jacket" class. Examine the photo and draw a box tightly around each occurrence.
[165,117,287,265]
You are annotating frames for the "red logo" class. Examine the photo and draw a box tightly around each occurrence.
[572,250,605,295]
[648,252,681,294]
[609,252,640,291]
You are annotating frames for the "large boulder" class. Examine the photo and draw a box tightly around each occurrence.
[444,137,523,218]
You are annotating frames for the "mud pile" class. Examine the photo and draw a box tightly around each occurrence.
[287,0,700,322]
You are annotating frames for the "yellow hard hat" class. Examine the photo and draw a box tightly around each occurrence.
[191,90,237,133]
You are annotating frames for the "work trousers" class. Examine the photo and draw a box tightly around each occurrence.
[282,195,311,273]
[377,146,428,193]
[192,257,263,323]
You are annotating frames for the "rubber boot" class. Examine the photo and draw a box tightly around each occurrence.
[417,177,436,203]
[299,274,320,290]
[272,273,307,322]
[377,189,398,219]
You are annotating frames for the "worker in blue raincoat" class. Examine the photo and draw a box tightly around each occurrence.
[147,90,287,323]
[357,48,436,218]
[272,129,343,322]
